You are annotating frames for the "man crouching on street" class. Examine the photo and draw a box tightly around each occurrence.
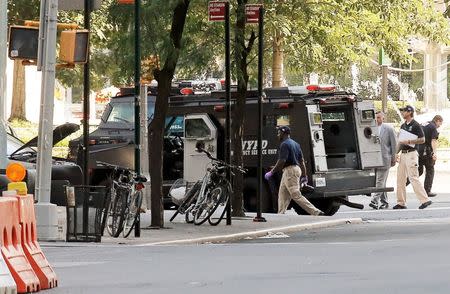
[264,126,324,216]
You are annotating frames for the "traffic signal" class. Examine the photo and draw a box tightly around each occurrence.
[59,30,89,64]
[8,25,39,60]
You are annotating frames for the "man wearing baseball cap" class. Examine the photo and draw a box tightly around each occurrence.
[395,105,432,209]
[264,126,324,216]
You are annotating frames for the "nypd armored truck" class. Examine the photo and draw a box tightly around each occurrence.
[167,85,393,215]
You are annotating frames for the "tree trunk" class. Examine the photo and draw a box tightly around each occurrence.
[9,60,26,121]
[231,0,256,217]
[272,31,284,87]
[149,0,190,228]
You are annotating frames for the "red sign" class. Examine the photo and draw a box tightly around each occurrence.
[209,1,227,22]
[245,4,263,24]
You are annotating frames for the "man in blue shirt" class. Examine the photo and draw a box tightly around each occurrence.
[265,126,324,215]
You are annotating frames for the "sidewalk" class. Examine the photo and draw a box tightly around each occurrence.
[42,166,447,247]
[44,211,361,247]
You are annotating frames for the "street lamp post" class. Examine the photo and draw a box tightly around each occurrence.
[0,0,8,169]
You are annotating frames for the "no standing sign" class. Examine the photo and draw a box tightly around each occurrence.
[208,1,227,22]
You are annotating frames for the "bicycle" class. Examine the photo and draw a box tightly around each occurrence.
[97,161,147,238]
[170,142,245,226]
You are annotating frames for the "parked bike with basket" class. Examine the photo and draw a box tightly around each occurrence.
[169,142,246,226]
[97,161,147,238]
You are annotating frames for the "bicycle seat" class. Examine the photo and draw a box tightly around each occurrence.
[134,175,148,183]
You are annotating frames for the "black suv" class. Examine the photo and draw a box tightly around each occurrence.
[67,91,185,197]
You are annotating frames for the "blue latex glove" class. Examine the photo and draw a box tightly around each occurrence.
[300,176,308,185]
[264,171,273,181]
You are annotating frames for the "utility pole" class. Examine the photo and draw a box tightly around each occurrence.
[381,65,388,115]
[82,0,91,186]
[0,0,7,169]
[35,0,59,240]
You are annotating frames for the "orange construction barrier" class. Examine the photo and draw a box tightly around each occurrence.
[16,195,58,290]
[0,197,40,293]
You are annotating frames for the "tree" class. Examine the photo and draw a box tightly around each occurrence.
[265,0,449,86]
[230,0,257,216]
[147,0,191,228]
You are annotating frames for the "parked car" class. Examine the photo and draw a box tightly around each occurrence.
[1,123,83,206]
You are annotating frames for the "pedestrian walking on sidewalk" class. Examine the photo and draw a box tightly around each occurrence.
[369,111,397,210]
[264,126,324,216]
[417,115,443,197]
[394,105,432,210]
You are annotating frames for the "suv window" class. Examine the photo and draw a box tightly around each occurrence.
[105,101,156,124]
[185,118,211,138]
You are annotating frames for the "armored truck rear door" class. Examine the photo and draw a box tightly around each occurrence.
[183,114,218,182]
[354,101,383,169]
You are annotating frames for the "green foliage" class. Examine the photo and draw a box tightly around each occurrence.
[266,0,449,82]
[373,100,424,124]
[7,0,450,91]
[438,136,450,148]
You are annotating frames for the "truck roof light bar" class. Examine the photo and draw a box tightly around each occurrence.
[276,102,291,109]
[214,105,225,112]
[180,88,194,95]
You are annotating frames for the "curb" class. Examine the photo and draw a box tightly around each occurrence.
[136,218,363,246]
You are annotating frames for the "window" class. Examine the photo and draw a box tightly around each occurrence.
[276,115,290,127]
[185,118,211,138]
[105,101,155,124]
[322,112,346,121]
[106,102,134,124]
[165,116,184,136]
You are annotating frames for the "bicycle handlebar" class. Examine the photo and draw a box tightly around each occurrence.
[196,148,247,174]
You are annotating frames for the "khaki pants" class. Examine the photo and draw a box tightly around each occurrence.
[278,165,321,215]
[396,151,429,206]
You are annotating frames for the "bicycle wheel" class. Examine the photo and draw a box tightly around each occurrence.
[122,190,143,238]
[170,181,201,222]
[193,186,218,226]
[208,185,229,226]
[106,184,127,237]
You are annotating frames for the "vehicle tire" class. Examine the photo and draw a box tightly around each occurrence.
[208,184,230,226]
[292,197,342,216]
[122,190,143,238]
[106,184,128,237]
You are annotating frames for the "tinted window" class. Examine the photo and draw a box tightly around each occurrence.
[165,116,184,136]
[322,112,346,121]
[106,102,134,123]
[185,118,211,138]
[105,101,155,124]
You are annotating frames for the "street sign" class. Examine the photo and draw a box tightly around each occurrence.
[58,0,102,11]
[208,1,227,22]
[245,4,263,24]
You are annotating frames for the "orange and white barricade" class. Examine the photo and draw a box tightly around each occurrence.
[16,195,57,289]
[0,197,40,293]
[0,251,17,294]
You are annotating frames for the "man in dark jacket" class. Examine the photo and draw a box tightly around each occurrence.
[264,126,324,216]
[417,115,443,197]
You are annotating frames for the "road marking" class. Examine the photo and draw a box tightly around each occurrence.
[367,218,450,223]
[338,206,450,214]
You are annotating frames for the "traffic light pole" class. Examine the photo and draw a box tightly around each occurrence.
[35,0,59,241]
[133,0,141,237]
[0,0,7,169]
[224,2,232,225]
[82,0,91,186]
[253,6,266,223]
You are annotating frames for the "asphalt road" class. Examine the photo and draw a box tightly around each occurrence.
[42,196,450,294]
